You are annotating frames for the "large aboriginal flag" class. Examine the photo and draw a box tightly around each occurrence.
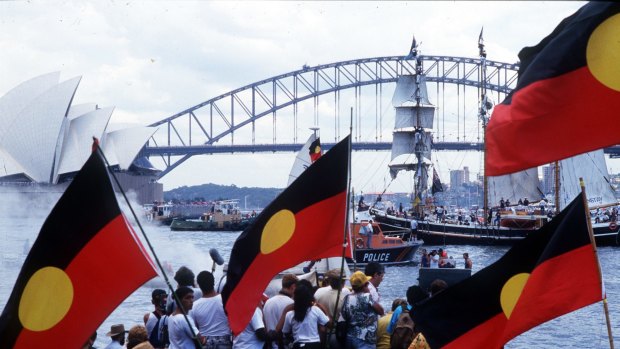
[411,193,602,348]
[486,2,620,176]
[222,136,351,335]
[0,148,157,349]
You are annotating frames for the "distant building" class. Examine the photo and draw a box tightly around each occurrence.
[450,169,465,189]
[542,164,556,195]
[464,166,470,184]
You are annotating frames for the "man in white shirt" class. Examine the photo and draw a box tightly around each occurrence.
[103,324,126,349]
[263,274,298,349]
[192,270,232,349]
[233,306,269,349]
[364,262,385,303]
[168,286,204,349]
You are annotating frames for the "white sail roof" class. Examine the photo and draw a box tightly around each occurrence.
[55,106,114,178]
[0,76,81,182]
[487,167,544,207]
[559,150,617,209]
[67,103,98,120]
[101,126,157,170]
[0,72,60,142]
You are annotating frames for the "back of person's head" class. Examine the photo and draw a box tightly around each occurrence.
[429,279,448,296]
[281,273,299,289]
[174,266,195,287]
[391,298,407,312]
[196,270,215,293]
[126,325,149,349]
[296,278,314,290]
[364,262,384,277]
[406,285,428,305]
[293,281,314,322]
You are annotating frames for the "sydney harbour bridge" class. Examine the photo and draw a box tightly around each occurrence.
[141,49,620,179]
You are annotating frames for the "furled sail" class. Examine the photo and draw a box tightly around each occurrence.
[558,150,617,209]
[487,168,544,207]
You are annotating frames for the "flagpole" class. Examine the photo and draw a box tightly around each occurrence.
[94,140,203,348]
[579,177,614,349]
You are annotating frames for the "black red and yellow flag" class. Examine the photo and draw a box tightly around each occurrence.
[486,2,620,176]
[411,193,602,348]
[0,148,157,349]
[222,135,351,335]
[309,137,322,163]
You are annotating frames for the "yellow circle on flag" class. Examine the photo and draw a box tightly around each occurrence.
[261,209,296,254]
[500,272,530,319]
[587,13,620,91]
[19,266,74,331]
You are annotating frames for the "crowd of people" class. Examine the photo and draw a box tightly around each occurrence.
[89,261,454,349]
[418,249,471,269]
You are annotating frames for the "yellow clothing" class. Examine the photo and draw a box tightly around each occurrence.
[408,332,430,349]
[376,311,393,349]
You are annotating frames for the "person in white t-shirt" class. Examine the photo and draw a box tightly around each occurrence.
[263,274,298,349]
[168,286,205,349]
[279,281,330,349]
[191,271,232,349]
[233,305,270,349]
[364,262,384,304]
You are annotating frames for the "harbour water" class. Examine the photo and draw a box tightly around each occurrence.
[1,192,618,348]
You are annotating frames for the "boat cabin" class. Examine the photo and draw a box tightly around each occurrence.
[350,221,410,249]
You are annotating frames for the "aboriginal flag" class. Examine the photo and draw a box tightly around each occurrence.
[309,137,322,163]
[411,193,602,348]
[486,2,620,176]
[431,168,443,195]
[222,136,351,335]
[0,148,157,349]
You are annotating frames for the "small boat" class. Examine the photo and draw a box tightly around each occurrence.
[144,202,180,225]
[169,199,256,231]
[418,267,472,291]
[349,220,423,266]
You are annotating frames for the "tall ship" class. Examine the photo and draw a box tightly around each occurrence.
[370,36,619,246]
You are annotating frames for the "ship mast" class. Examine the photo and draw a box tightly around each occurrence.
[413,38,424,216]
[478,28,490,222]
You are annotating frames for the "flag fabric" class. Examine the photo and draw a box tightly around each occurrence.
[411,192,602,349]
[222,136,351,335]
[431,168,443,195]
[0,149,157,349]
[309,137,322,162]
[485,2,620,176]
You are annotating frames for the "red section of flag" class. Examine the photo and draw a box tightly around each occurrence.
[486,67,620,176]
[411,193,602,348]
[225,192,349,334]
[485,2,620,176]
[13,215,156,349]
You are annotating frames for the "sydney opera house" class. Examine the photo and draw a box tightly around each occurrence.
[0,72,163,204]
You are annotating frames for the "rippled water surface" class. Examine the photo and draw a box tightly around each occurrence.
[1,192,618,348]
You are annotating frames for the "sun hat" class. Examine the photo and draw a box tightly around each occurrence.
[349,271,370,287]
[106,324,126,336]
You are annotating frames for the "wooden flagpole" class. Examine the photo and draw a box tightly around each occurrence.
[579,177,614,349]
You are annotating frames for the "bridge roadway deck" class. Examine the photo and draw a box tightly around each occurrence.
[143,142,620,157]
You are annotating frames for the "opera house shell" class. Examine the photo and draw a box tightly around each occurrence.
[0,72,163,203]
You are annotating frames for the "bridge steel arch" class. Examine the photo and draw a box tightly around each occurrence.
[146,55,519,178]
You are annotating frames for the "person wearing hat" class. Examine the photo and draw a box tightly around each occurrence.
[340,271,384,349]
[104,324,126,349]
[144,289,168,340]
[315,269,350,318]
[314,269,350,300]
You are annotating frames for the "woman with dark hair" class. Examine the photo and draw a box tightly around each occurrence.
[278,281,330,349]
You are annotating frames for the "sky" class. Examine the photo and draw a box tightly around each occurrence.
[0,1,593,194]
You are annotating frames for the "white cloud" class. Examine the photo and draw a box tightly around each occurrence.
[0,1,591,192]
